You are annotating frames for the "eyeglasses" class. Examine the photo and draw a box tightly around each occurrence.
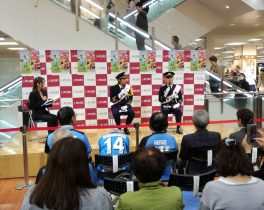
[225,138,236,147]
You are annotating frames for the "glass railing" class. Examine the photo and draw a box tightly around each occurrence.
[205,92,264,129]
[204,69,250,94]
[0,77,22,111]
[50,0,184,50]
[0,76,22,144]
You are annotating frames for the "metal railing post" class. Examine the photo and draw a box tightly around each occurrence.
[16,125,31,190]
[33,0,38,7]
[114,5,118,50]
[134,123,139,148]
[151,27,155,49]
[256,94,262,128]
[75,0,79,31]
[204,98,209,113]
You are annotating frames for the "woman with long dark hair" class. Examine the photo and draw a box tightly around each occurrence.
[28,77,58,133]
[21,137,113,210]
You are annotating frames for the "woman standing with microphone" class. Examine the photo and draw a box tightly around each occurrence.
[28,77,58,134]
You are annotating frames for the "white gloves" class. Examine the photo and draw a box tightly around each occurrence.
[118,89,127,99]
[164,87,170,97]
[120,105,128,112]
[124,84,130,93]
[118,85,130,99]
[173,103,180,109]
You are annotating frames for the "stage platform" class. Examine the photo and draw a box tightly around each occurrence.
[0,124,238,179]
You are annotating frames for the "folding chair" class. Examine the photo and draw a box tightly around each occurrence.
[19,103,47,142]
[95,153,133,183]
[104,177,139,196]
[168,169,216,196]
[185,147,216,175]
[162,150,178,173]
[249,147,264,171]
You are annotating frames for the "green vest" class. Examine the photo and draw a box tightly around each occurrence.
[116,181,184,210]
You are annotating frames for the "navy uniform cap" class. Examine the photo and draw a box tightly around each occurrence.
[116,72,128,80]
[163,71,175,78]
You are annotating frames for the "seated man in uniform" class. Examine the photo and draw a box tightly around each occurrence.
[139,112,178,181]
[110,72,135,135]
[45,106,92,156]
[158,71,183,134]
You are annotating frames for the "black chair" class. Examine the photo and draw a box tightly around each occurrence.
[35,166,46,184]
[185,147,216,175]
[168,169,216,195]
[95,153,132,182]
[248,147,264,170]
[162,150,178,173]
[104,177,139,196]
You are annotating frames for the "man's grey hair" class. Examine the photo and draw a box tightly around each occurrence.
[52,126,73,146]
[192,110,209,129]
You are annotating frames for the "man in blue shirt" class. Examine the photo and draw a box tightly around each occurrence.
[98,130,130,155]
[139,112,178,181]
[45,106,92,155]
[97,130,130,184]
[37,126,97,186]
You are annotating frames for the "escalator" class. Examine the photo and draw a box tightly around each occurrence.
[51,0,184,50]
[204,70,257,119]
[0,77,22,144]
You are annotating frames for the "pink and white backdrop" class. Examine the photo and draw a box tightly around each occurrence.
[21,50,205,126]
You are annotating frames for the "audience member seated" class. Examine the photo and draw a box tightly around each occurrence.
[36,127,97,185]
[199,138,264,210]
[229,108,254,144]
[45,106,92,155]
[97,130,130,183]
[241,129,264,181]
[139,112,178,181]
[21,137,112,210]
[99,129,130,156]
[178,110,221,174]
[116,147,184,210]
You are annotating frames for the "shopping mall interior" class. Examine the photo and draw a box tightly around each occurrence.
[0,0,264,209]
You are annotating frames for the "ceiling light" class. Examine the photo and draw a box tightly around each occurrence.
[255,24,259,26]
[0,37,5,41]
[225,42,246,46]
[214,47,224,50]
[222,51,234,54]
[224,5,230,9]
[0,42,18,45]
[230,23,235,26]
[195,38,202,42]
[248,38,262,42]
[7,47,27,50]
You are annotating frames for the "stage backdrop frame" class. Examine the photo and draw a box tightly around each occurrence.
[21,50,206,126]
